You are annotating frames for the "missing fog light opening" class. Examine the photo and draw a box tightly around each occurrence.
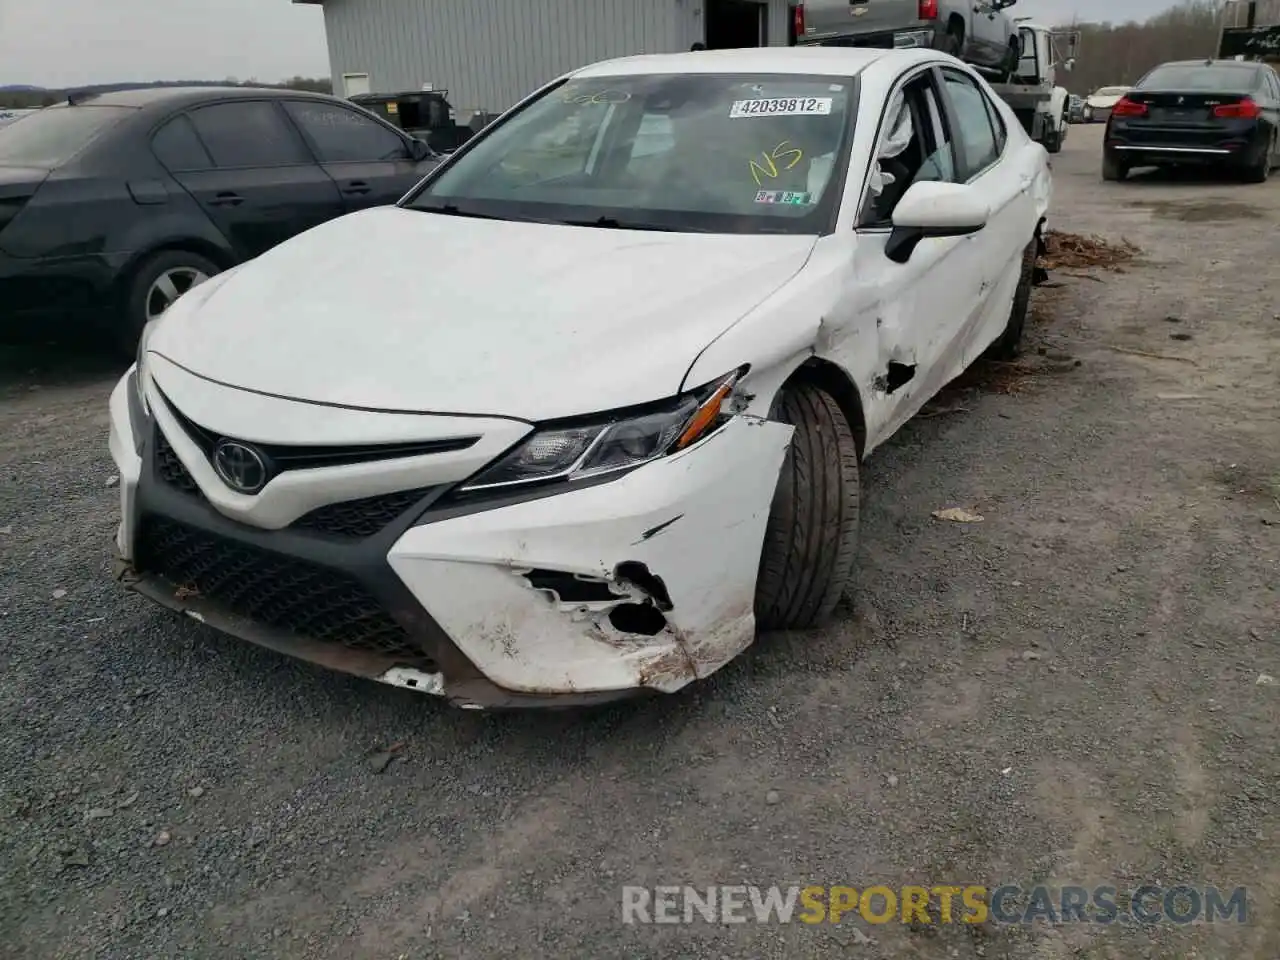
[608,603,668,636]
[615,561,673,611]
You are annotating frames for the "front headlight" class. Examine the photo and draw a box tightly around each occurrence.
[135,319,157,416]
[459,370,743,493]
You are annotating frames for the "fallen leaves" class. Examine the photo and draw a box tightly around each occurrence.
[1042,230,1141,271]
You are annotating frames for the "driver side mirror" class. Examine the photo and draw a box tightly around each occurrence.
[885,181,989,264]
[409,137,435,162]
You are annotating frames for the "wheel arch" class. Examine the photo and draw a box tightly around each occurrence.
[113,238,237,299]
[775,357,868,461]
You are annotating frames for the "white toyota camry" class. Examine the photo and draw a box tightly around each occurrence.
[108,46,1052,708]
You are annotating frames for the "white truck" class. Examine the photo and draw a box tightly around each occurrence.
[797,9,1078,155]
[1001,20,1078,154]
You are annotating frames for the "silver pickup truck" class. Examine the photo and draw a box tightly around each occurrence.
[796,0,1022,79]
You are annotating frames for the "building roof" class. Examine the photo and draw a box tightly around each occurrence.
[572,46,907,78]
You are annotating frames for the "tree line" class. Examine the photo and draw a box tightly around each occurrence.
[1058,0,1236,94]
[0,76,332,110]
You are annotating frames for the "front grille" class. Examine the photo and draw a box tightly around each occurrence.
[135,515,433,667]
[155,431,202,497]
[153,427,433,539]
[291,488,435,539]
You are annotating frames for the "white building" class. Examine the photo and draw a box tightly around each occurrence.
[295,0,800,116]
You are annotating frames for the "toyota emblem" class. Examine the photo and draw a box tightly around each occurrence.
[212,440,269,494]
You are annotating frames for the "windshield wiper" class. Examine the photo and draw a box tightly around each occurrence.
[556,216,685,232]
[410,202,506,221]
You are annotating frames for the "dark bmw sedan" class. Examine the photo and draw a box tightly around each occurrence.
[0,86,438,351]
[1103,59,1280,182]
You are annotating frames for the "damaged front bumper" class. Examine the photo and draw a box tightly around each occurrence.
[108,372,792,709]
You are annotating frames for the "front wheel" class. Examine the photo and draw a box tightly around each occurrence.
[984,237,1036,361]
[1044,128,1063,154]
[755,382,861,631]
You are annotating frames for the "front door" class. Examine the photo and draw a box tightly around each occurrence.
[281,99,435,212]
[834,68,986,447]
[175,100,345,259]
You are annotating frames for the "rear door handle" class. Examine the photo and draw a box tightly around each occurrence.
[342,181,372,195]
[209,192,244,207]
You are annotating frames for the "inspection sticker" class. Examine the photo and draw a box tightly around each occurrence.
[730,97,833,118]
[755,190,813,205]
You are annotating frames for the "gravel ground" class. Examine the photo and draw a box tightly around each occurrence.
[2,124,1278,959]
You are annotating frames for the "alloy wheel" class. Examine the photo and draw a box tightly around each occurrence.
[145,266,210,322]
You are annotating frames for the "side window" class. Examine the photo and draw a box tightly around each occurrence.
[187,101,310,168]
[917,86,958,184]
[282,101,410,163]
[1265,70,1280,101]
[859,72,956,226]
[151,114,213,172]
[941,70,1000,178]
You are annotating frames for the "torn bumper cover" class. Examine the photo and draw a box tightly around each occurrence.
[108,372,792,708]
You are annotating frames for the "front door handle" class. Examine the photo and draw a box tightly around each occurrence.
[342,181,372,195]
[209,192,244,207]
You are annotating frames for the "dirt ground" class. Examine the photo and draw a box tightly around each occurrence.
[1,123,1278,959]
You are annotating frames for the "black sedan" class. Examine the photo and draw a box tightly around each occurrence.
[0,86,438,352]
[1103,58,1280,183]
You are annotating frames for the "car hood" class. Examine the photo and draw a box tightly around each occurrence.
[151,206,816,421]
[1087,94,1125,107]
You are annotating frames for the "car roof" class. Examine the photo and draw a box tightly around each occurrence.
[60,85,336,112]
[1151,59,1264,71]
[571,46,930,79]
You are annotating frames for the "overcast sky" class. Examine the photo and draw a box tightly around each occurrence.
[0,0,1180,88]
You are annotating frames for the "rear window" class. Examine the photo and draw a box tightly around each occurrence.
[0,105,131,167]
[1136,65,1259,92]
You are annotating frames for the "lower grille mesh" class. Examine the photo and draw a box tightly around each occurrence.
[135,515,433,668]
[291,488,434,539]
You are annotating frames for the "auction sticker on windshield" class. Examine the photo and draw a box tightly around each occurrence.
[730,97,833,118]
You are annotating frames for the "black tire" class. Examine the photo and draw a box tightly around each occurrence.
[1242,134,1274,183]
[942,24,963,57]
[1102,153,1128,182]
[984,237,1037,362]
[755,382,861,631]
[117,249,222,357]
[1044,129,1062,154]
[1002,38,1020,80]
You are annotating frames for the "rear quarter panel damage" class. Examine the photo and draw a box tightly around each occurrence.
[386,415,793,695]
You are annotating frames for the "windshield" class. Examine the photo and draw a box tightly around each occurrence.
[0,105,131,167]
[1137,65,1259,92]
[404,72,856,234]
[1093,87,1129,97]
